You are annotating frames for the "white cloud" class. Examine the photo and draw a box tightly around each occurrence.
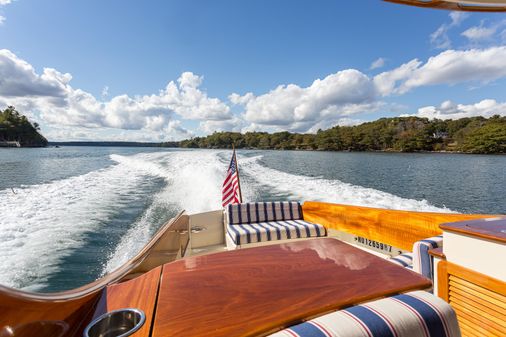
[3,44,506,141]
[0,49,71,97]
[0,50,230,138]
[461,20,506,43]
[430,11,468,49]
[231,46,506,132]
[44,122,191,142]
[462,26,496,41]
[229,92,254,105]
[370,58,386,70]
[410,99,506,120]
[200,116,245,134]
[101,86,109,98]
[232,69,378,132]
[374,46,506,95]
[0,0,13,25]
[373,59,421,96]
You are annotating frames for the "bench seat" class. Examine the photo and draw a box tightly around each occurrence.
[226,220,327,246]
[269,290,461,337]
[224,201,327,248]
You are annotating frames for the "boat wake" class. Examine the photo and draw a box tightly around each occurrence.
[0,157,161,290]
[0,149,450,291]
[240,155,452,212]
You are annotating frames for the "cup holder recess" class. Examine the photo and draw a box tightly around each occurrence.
[83,308,145,337]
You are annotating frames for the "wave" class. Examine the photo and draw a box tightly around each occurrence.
[240,155,451,213]
[0,149,451,290]
[0,154,166,290]
[102,150,235,273]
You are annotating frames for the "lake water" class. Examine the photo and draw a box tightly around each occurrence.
[0,147,504,292]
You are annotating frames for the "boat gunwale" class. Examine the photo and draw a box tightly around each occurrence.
[0,210,186,301]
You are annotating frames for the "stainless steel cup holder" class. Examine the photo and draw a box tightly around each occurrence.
[83,308,145,337]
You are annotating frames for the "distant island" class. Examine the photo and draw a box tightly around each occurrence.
[0,106,48,147]
[4,106,505,154]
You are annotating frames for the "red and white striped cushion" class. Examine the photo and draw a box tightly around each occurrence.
[269,291,461,337]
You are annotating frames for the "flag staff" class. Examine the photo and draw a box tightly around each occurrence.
[233,143,243,203]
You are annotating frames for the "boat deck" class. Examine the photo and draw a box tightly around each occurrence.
[107,238,431,337]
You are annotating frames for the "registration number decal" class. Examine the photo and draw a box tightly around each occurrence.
[354,236,392,253]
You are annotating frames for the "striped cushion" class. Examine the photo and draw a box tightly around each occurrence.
[225,202,302,225]
[226,220,327,245]
[387,252,414,270]
[269,290,461,337]
[413,235,443,281]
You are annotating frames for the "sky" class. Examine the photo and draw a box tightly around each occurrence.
[0,0,506,142]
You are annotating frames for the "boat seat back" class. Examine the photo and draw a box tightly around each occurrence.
[413,235,443,281]
[269,290,461,337]
[225,201,303,225]
[387,235,443,283]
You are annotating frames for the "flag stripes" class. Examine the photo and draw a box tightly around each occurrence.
[222,149,242,207]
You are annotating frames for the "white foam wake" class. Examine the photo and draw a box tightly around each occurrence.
[0,149,452,291]
[0,153,166,290]
[103,150,240,272]
[241,155,452,212]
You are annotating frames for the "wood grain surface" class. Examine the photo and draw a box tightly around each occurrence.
[384,0,506,12]
[302,201,497,251]
[440,217,506,244]
[152,238,431,337]
[92,266,162,337]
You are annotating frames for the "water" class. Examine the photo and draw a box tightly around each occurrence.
[0,147,504,292]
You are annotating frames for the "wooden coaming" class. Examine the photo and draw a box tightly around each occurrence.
[302,201,496,251]
[0,212,186,337]
[92,266,162,337]
[438,261,506,337]
[152,238,431,337]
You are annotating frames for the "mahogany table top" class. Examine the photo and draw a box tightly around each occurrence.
[152,238,431,337]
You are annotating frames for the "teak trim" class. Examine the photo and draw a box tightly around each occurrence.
[440,218,506,244]
[429,247,446,260]
[438,261,506,301]
[384,0,506,12]
[301,201,495,251]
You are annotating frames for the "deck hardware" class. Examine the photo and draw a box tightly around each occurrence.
[83,308,145,337]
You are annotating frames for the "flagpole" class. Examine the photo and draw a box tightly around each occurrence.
[233,143,243,203]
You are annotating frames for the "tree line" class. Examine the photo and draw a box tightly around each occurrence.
[169,115,506,154]
[0,106,48,147]
[3,106,504,153]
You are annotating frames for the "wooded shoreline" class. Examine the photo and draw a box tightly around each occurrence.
[2,105,505,154]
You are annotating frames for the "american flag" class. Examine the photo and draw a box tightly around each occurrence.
[222,150,242,207]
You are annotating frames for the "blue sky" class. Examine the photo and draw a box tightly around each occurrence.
[1,0,506,141]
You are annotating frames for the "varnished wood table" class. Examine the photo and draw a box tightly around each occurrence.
[152,238,431,337]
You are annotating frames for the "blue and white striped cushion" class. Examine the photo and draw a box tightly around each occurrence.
[387,252,414,270]
[226,220,327,245]
[413,235,443,281]
[269,290,461,337]
[226,202,303,225]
